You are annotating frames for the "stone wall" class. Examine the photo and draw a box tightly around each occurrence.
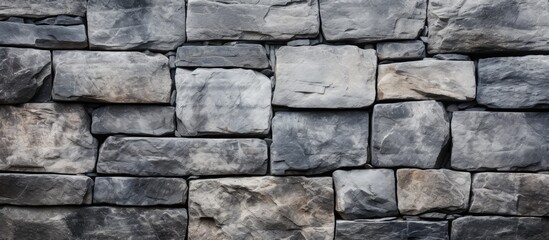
[0,0,548,239]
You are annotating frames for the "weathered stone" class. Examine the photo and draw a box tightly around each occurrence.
[428,0,549,53]
[34,16,84,26]
[371,101,450,168]
[97,136,268,176]
[186,0,319,41]
[188,176,334,240]
[175,68,271,136]
[273,45,376,108]
[451,111,549,171]
[0,174,92,205]
[94,177,187,206]
[377,59,476,101]
[376,40,426,61]
[88,0,186,51]
[0,104,97,174]
[470,173,549,216]
[333,169,397,219]
[0,47,50,104]
[52,51,171,103]
[452,216,549,240]
[0,0,86,18]
[397,169,471,215]
[319,0,426,42]
[91,105,175,136]
[175,44,269,69]
[336,220,449,240]
[478,56,549,109]
[0,22,87,49]
[433,54,470,61]
[0,207,187,240]
[271,111,369,175]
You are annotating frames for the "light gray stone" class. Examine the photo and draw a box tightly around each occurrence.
[333,169,397,219]
[377,59,476,101]
[188,176,334,240]
[0,0,86,18]
[336,220,449,240]
[0,22,87,49]
[186,0,319,41]
[0,207,187,240]
[452,216,549,240]
[175,68,271,136]
[371,101,450,168]
[272,45,377,108]
[52,51,171,103]
[34,16,84,26]
[428,0,549,53]
[451,111,549,171]
[91,105,175,136]
[478,55,549,109]
[0,104,97,174]
[397,169,471,215]
[175,44,269,69]
[93,177,187,206]
[376,40,426,61]
[271,111,369,175]
[97,136,268,176]
[87,0,186,51]
[319,0,426,42]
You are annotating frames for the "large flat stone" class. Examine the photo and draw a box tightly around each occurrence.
[371,101,450,168]
[52,51,171,103]
[271,111,369,175]
[428,0,549,54]
[188,176,334,240]
[91,105,175,136]
[0,174,92,205]
[94,177,187,206]
[478,55,549,109]
[186,0,320,41]
[0,47,51,104]
[336,220,449,240]
[377,59,476,101]
[470,173,549,216]
[0,104,97,174]
[319,0,426,42]
[452,216,549,240]
[0,22,87,49]
[97,136,268,176]
[451,111,549,171]
[88,0,186,51]
[0,207,187,240]
[175,68,271,136]
[0,0,86,18]
[272,45,376,108]
[175,44,269,69]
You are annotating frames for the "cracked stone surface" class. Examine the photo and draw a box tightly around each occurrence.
[188,176,334,240]
[376,40,426,61]
[0,22,87,49]
[175,44,269,69]
[336,220,449,240]
[452,216,549,240]
[272,45,376,108]
[94,177,187,206]
[0,0,86,18]
[91,105,175,136]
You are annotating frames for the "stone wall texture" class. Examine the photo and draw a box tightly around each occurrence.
[0,0,548,239]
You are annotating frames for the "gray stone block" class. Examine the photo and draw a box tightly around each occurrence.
[175,44,269,69]
[93,177,187,206]
[91,105,175,136]
[376,40,426,61]
[336,220,449,240]
[0,22,87,49]
[452,216,549,240]
[0,0,86,18]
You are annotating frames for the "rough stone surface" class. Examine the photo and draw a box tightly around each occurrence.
[0,47,51,104]
[0,174,92,205]
[175,68,271,136]
[91,105,175,136]
[97,136,268,176]
[452,216,549,240]
[188,176,334,240]
[0,1,86,18]
[451,111,549,171]
[377,59,476,101]
[273,45,376,108]
[428,0,549,53]
[0,207,187,240]
[94,177,187,206]
[376,40,426,61]
[371,101,450,168]
[319,0,426,42]
[175,44,269,69]
[0,22,87,49]
[271,111,369,175]
[0,104,97,174]
[87,0,186,51]
[52,51,171,103]
[333,169,397,219]
[478,55,549,109]
[397,169,471,215]
[336,220,449,240]
[470,173,549,216]
[34,16,84,26]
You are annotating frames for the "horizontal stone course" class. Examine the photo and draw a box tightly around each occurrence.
[93,177,187,206]
[0,21,87,49]
[0,0,87,18]
[452,216,549,240]
[91,105,175,136]
[336,220,449,240]
[175,44,269,69]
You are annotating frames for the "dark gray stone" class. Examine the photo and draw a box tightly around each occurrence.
[0,0,86,18]
[376,40,426,61]
[34,16,84,26]
[0,21,87,49]
[433,54,470,61]
[336,220,449,240]
[94,177,187,206]
[91,105,175,136]
[175,44,269,69]
[271,111,369,175]
[452,216,549,240]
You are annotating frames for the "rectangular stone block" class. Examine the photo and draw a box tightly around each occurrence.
[336,220,449,240]
[452,216,549,240]
[0,22,87,49]
[97,136,268,176]
[91,105,175,136]
[376,40,426,61]
[0,0,86,18]
[93,177,187,206]
[188,176,334,240]
[175,44,269,69]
